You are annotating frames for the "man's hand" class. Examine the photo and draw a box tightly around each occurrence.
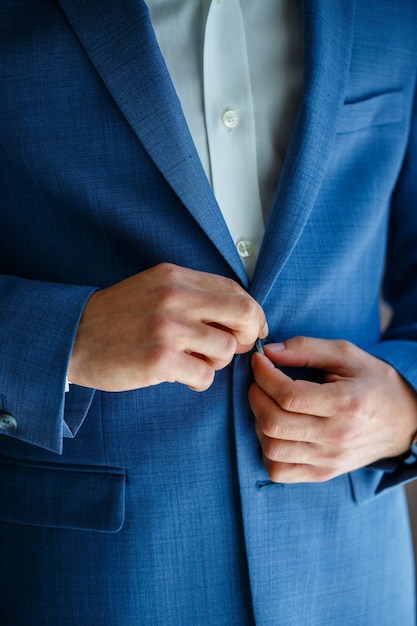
[68,263,267,392]
[249,336,417,483]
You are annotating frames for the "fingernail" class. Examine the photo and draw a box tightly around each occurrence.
[251,351,274,368]
[266,342,285,352]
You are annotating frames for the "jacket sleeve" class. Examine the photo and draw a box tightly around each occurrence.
[367,76,417,491]
[0,275,97,454]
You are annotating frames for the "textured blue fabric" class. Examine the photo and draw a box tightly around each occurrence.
[1,0,417,624]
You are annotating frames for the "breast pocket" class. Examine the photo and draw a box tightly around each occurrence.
[0,456,126,532]
[337,90,405,134]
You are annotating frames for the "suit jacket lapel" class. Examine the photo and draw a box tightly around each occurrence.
[57,0,356,294]
[251,0,356,304]
[57,0,248,284]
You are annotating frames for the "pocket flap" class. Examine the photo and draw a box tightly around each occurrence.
[0,457,126,532]
[337,90,405,134]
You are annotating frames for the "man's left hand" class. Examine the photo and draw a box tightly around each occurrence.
[249,336,417,483]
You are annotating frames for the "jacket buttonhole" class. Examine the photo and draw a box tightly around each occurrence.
[255,480,284,490]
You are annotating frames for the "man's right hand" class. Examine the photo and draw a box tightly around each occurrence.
[68,263,268,392]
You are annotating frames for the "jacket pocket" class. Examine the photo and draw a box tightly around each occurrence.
[337,89,405,134]
[0,456,126,532]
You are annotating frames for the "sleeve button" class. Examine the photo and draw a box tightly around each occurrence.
[0,413,17,433]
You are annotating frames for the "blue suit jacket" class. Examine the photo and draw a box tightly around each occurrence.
[1,1,417,624]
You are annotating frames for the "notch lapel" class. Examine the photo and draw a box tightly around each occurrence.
[251,0,356,304]
[57,0,248,284]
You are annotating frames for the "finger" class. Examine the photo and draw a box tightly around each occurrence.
[165,351,216,392]
[254,423,317,464]
[254,418,353,472]
[262,457,337,484]
[175,320,239,369]
[200,292,267,347]
[146,318,252,390]
[249,382,314,441]
[251,352,353,418]
[140,319,238,385]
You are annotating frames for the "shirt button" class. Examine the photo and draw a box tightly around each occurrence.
[222,109,240,129]
[0,413,17,433]
[236,239,254,258]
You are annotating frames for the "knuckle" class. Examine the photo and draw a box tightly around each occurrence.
[254,409,276,437]
[151,314,175,345]
[234,294,261,331]
[155,283,184,312]
[343,394,362,415]
[292,336,310,350]
[219,330,237,357]
[314,467,338,483]
[156,262,180,280]
[263,417,306,442]
[279,388,302,413]
[326,426,363,463]
[152,264,191,309]
[335,339,356,359]
[193,366,216,391]
[263,419,280,439]
[261,438,280,462]
[323,447,355,478]
[264,460,285,483]
[328,424,354,448]
[342,391,370,424]
[325,448,345,469]
[223,276,243,295]
[268,468,282,483]
[239,294,258,319]
[253,407,284,441]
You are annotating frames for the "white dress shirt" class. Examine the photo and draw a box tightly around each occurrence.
[147,0,303,278]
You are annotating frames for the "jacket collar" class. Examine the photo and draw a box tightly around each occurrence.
[57,0,356,295]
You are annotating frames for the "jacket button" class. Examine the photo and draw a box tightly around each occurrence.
[0,413,17,433]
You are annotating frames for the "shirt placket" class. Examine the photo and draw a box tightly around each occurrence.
[203,0,265,279]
